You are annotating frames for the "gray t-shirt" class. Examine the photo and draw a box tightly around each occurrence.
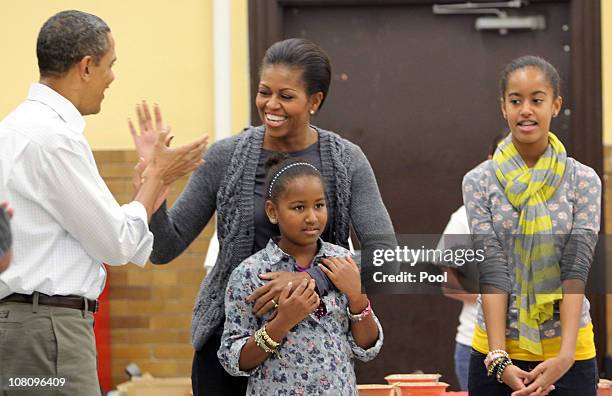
[0,207,11,257]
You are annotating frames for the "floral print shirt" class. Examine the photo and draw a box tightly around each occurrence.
[462,157,601,339]
[218,239,383,395]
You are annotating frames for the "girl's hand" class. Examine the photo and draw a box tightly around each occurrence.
[511,356,572,396]
[274,279,319,331]
[319,257,361,299]
[247,272,310,316]
[500,365,531,391]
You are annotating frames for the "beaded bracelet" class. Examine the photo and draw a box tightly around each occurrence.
[484,349,509,368]
[347,299,372,322]
[255,327,280,357]
[487,356,505,377]
[254,325,282,358]
[496,361,511,383]
[260,325,280,349]
[254,328,274,353]
[494,357,513,383]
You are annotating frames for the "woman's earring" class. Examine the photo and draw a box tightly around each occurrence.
[309,110,315,115]
[269,218,277,224]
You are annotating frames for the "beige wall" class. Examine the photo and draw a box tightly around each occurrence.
[231,0,251,132]
[0,0,249,149]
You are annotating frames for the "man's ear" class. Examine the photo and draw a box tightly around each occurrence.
[77,56,94,81]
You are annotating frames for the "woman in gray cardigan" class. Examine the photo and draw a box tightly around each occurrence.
[132,38,396,395]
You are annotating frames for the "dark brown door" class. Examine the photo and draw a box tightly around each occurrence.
[250,0,603,388]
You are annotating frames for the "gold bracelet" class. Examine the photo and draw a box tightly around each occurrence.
[487,356,505,376]
[255,329,274,353]
[484,349,509,368]
[260,325,280,349]
[254,328,275,354]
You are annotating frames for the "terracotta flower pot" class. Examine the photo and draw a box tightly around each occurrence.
[384,374,441,384]
[393,381,449,396]
[358,384,401,396]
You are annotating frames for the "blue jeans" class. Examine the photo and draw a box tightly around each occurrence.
[454,342,471,391]
[468,349,598,396]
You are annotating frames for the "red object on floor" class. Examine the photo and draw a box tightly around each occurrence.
[94,280,112,393]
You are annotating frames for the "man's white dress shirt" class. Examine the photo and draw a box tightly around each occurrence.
[0,83,153,299]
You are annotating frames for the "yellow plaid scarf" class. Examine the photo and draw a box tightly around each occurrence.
[493,132,566,355]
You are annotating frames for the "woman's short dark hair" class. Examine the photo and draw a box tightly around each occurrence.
[499,55,561,98]
[37,10,111,78]
[265,153,325,204]
[261,38,332,110]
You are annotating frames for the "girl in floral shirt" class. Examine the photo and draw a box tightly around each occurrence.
[218,154,383,395]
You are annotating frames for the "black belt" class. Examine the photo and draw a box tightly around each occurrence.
[0,293,99,313]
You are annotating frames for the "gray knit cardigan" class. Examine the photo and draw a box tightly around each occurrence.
[0,207,11,258]
[149,125,396,350]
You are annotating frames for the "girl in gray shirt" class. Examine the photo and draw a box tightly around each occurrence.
[464,56,600,396]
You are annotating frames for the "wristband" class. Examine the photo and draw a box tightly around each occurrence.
[347,299,372,322]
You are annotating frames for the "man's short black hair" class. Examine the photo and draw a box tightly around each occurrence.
[37,10,110,78]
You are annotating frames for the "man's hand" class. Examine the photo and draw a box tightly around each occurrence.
[144,128,208,186]
[132,158,169,213]
[247,272,310,316]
